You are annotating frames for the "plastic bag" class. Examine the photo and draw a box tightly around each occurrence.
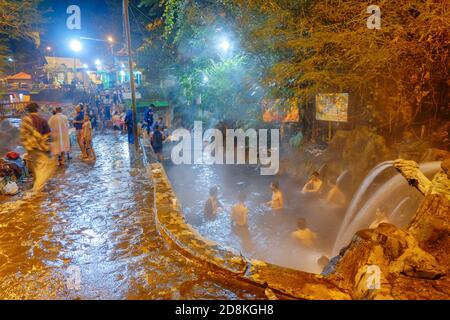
[3,181,18,195]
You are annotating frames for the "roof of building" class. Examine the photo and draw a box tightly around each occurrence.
[6,72,32,80]
[44,56,84,69]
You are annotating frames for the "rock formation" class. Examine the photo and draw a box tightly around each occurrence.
[326,159,450,299]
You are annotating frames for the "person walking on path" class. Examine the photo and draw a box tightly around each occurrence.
[20,102,56,192]
[143,105,154,135]
[124,109,135,144]
[150,124,165,161]
[88,108,98,131]
[48,106,71,166]
[81,114,96,161]
[73,104,87,158]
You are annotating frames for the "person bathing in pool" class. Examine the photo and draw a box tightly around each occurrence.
[204,186,223,218]
[266,181,284,210]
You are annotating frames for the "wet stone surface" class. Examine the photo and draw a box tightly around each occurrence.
[0,133,264,299]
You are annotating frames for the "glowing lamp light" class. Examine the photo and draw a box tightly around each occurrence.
[107,36,114,43]
[83,64,88,69]
[95,59,102,66]
[203,75,209,82]
[120,70,126,76]
[7,58,14,62]
[46,46,52,51]
[69,39,82,52]
[219,39,230,52]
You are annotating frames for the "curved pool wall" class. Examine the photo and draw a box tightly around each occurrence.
[148,161,350,300]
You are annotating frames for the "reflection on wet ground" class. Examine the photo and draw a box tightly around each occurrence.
[0,133,264,299]
[165,150,343,274]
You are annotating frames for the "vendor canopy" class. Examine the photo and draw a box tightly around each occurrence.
[6,72,32,81]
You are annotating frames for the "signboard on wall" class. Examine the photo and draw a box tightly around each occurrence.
[262,98,300,123]
[122,92,142,100]
[315,93,349,122]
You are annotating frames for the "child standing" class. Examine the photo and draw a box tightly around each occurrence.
[81,114,96,161]
[151,124,165,162]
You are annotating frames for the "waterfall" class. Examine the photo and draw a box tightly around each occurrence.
[336,169,349,185]
[332,161,441,255]
[332,161,394,253]
[389,197,411,220]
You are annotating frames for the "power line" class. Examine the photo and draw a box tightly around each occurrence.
[129,2,155,23]
[129,5,147,40]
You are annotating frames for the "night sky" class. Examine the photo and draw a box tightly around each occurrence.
[39,0,123,63]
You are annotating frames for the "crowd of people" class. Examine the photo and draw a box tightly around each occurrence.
[16,102,99,193]
[4,97,168,195]
[202,169,389,273]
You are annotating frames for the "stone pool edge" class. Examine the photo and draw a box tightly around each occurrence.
[148,162,351,300]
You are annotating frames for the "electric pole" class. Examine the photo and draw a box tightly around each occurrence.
[123,0,139,152]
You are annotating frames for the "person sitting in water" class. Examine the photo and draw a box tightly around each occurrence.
[231,192,252,251]
[325,178,346,208]
[291,218,317,248]
[204,186,223,218]
[302,171,323,195]
[231,192,249,228]
[317,255,330,271]
[266,181,284,210]
[369,207,390,229]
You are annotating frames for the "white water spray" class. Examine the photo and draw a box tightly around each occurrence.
[332,161,394,252]
[332,161,441,255]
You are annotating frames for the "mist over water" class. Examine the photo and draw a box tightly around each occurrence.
[165,142,439,273]
[165,146,344,274]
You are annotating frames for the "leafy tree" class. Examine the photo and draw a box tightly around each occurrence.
[231,0,450,137]
[138,0,265,126]
[0,0,43,72]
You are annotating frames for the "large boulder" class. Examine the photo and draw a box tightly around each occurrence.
[326,159,450,299]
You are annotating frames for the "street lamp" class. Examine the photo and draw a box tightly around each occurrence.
[218,39,231,53]
[7,57,16,74]
[69,39,82,82]
[69,39,82,52]
[107,36,115,77]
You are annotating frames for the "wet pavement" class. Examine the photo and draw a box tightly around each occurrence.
[0,133,265,299]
